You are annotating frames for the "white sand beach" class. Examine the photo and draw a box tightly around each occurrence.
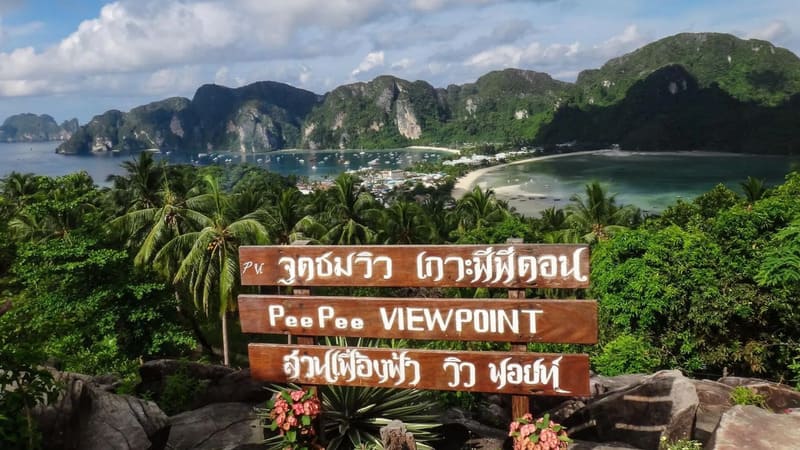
[405,145,461,154]
[451,149,612,200]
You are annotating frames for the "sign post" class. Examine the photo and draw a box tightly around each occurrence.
[239,243,596,415]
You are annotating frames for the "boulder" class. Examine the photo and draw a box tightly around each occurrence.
[690,380,733,445]
[34,372,170,450]
[165,402,264,450]
[564,370,698,449]
[718,376,800,411]
[707,405,800,449]
[590,374,648,397]
[138,360,270,413]
[569,441,643,449]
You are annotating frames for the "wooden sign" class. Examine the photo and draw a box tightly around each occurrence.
[239,295,598,344]
[248,344,590,396]
[239,244,590,288]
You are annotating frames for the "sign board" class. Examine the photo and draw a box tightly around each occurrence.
[239,295,598,344]
[248,344,590,397]
[240,244,590,288]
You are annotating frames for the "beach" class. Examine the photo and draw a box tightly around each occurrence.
[450,149,612,199]
[405,145,461,154]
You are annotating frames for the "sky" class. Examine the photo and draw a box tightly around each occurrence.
[0,0,798,124]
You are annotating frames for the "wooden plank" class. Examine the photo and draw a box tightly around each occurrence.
[239,244,589,288]
[239,295,598,344]
[248,344,590,397]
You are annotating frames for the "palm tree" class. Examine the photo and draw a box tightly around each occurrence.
[108,152,165,210]
[381,200,432,244]
[2,171,39,211]
[264,188,310,244]
[154,174,268,366]
[453,186,508,232]
[321,173,380,245]
[741,176,767,205]
[566,182,635,243]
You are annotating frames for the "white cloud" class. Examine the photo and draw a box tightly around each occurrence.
[351,50,385,77]
[747,20,791,42]
[391,57,413,70]
[592,24,648,59]
[465,41,579,68]
[143,67,198,95]
[214,66,230,85]
[298,65,312,85]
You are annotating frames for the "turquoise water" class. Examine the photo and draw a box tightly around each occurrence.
[473,151,800,217]
[0,143,448,185]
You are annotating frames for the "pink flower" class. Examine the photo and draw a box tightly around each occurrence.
[292,402,305,415]
[290,390,305,402]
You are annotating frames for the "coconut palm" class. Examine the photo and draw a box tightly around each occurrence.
[380,200,432,244]
[453,186,508,232]
[107,151,165,210]
[566,181,635,243]
[741,176,767,205]
[320,173,380,245]
[154,174,268,366]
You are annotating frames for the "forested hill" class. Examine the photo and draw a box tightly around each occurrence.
[0,114,79,142]
[52,32,800,155]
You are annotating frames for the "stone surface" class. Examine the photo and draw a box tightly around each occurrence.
[381,420,417,450]
[707,405,800,450]
[569,441,643,449]
[35,372,170,450]
[165,402,263,450]
[590,374,648,397]
[138,360,269,413]
[690,379,733,445]
[718,376,800,411]
[564,370,698,449]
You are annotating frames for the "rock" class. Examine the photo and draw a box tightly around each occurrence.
[718,376,800,411]
[590,374,648,397]
[690,380,733,445]
[138,360,269,413]
[440,407,507,440]
[381,420,417,450]
[564,370,698,449]
[165,402,263,450]
[569,441,643,449]
[707,405,800,449]
[34,372,170,450]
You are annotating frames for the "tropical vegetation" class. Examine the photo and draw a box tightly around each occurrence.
[1,151,799,448]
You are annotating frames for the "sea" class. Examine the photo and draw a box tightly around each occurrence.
[2,143,798,216]
[473,151,800,216]
[0,142,449,186]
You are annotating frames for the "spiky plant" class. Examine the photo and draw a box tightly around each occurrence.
[321,337,441,449]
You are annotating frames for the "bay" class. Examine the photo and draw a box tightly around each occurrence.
[474,150,800,216]
[0,142,449,185]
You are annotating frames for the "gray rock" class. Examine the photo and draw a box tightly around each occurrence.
[707,405,800,449]
[35,372,169,450]
[590,374,648,397]
[569,441,643,449]
[138,360,270,413]
[564,370,698,449]
[690,379,733,445]
[718,376,800,411]
[165,402,263,450]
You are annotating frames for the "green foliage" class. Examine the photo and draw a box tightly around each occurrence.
[157,364,205,416]
[659,437,702,450]
[317,338,440,450]
[729,386,768,408]
[592,334,661,376]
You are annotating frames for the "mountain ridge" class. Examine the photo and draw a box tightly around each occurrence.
[13,31,799,155]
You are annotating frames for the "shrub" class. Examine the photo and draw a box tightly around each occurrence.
[729,386,767,409]
[508,413,571,449]
[592,334,661,376]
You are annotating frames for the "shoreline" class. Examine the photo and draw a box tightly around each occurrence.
[451,149,611,199]
[405,145,461,154]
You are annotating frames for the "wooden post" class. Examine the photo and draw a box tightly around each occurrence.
[507,238,529,420]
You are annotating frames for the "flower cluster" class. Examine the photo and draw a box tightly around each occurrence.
[267,387,321,449]
[508,413,571,450]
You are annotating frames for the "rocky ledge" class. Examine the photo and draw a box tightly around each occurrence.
[30,363,800,450]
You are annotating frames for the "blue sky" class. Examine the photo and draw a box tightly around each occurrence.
[1,0,798,123]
